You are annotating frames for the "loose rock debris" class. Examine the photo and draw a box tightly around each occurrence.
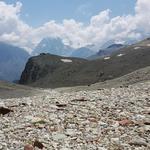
[0,81,150,149]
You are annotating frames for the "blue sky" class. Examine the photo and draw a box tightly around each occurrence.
[5,0,136,27]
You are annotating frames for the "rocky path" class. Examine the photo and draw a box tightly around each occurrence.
[0,81,150,150]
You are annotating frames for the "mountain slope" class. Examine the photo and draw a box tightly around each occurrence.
[0,80,40,99]
[20,38,150,88]
[19,54,87,87]
[32,37,74,57]
[88,44,124,60]
[0,42,30,82]
[56,66,150,92]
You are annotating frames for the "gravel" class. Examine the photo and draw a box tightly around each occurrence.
[0,81,149,149]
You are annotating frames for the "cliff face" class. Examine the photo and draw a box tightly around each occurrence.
[19,54,88,87]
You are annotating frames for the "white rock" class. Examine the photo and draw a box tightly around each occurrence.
[144,125,150,131]
[0,144,3,150]
[25,116,45,123]
[129,138,147,146]
[0,102,5,107]
[52,133,67,141]
[65,129,76,136]
[60,148,70,150]
[98,147,107,150]
[111,138,120,144]
[132,114,145,120]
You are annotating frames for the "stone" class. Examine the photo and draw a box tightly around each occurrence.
[0,107,13,115]
[24,144,34,150]
[144,119,150,125]
[111,138,120,145]
[25,116,46,124]
[0,144,3,150]
[0,80,149,149]
[71,97,87,102]
[144,125,150,132]
[118,119,133,126]
[56,102,67,108]
[98,147,107,150]
[33,140,44,149]
[52,133,67,141]
[129,138,147,147]
[99,121,108,128]
[0,102,5,107]
[65,129,76,136]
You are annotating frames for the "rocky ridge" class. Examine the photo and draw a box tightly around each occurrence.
[0,81,150,149]
[20,38,150,88]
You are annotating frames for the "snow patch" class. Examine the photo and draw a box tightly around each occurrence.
[104,57,110,60]
[61,59,72,63]
[134,47,140,50]
[117,54,125,57]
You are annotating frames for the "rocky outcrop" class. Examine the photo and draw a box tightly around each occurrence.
[19,54,88,87]
[20,38,150,88]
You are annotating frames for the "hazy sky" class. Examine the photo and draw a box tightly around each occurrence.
[0,0,150,52]
[4,0,136,27]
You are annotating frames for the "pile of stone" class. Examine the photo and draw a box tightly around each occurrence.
[0,81,149,149]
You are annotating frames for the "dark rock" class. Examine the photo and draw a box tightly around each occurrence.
[0,107,13,115]
[56,102,67,108]
[33,140,44,149]
[72,98,87,102]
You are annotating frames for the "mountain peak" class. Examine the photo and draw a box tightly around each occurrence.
[107,44,124,49]
[32,37,74,57]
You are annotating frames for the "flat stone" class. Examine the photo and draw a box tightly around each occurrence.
[65,129,76,136]
[52,133,67,141]
[24,144,34,150]
[0,102,5,107]
[129,138,147,147]
[118,119,133,126]
[0,144,3,150]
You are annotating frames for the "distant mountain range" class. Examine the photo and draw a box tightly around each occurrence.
[88,44,124,60]
[1,37,150,84]
[32,37,95,58]
[0,42,30,82]
[20,38,150,88]
[70,47,95,58]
